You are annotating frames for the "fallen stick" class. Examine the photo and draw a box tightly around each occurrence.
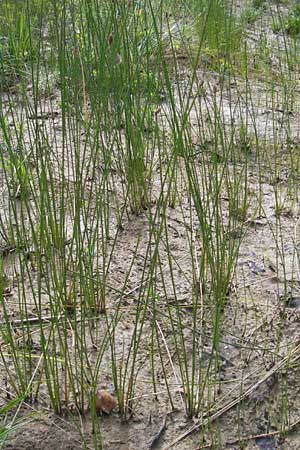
[197,417,300,449]
[161,343,300,450]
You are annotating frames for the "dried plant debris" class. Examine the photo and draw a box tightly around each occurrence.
[95,389,118,414]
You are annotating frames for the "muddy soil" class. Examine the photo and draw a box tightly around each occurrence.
[1,3,300,450]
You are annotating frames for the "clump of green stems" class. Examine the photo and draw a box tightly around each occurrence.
[0,0,299,447]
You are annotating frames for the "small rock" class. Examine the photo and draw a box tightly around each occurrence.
[255,436,276,450]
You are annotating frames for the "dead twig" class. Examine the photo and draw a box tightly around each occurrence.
[155,318,185,410]
[161,343,300,450]
[7,314,63,327]
[197,416,300,449]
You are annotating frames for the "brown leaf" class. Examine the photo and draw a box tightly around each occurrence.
[95,389,117,414]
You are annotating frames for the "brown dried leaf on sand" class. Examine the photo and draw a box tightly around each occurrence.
[95,389,118,414]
